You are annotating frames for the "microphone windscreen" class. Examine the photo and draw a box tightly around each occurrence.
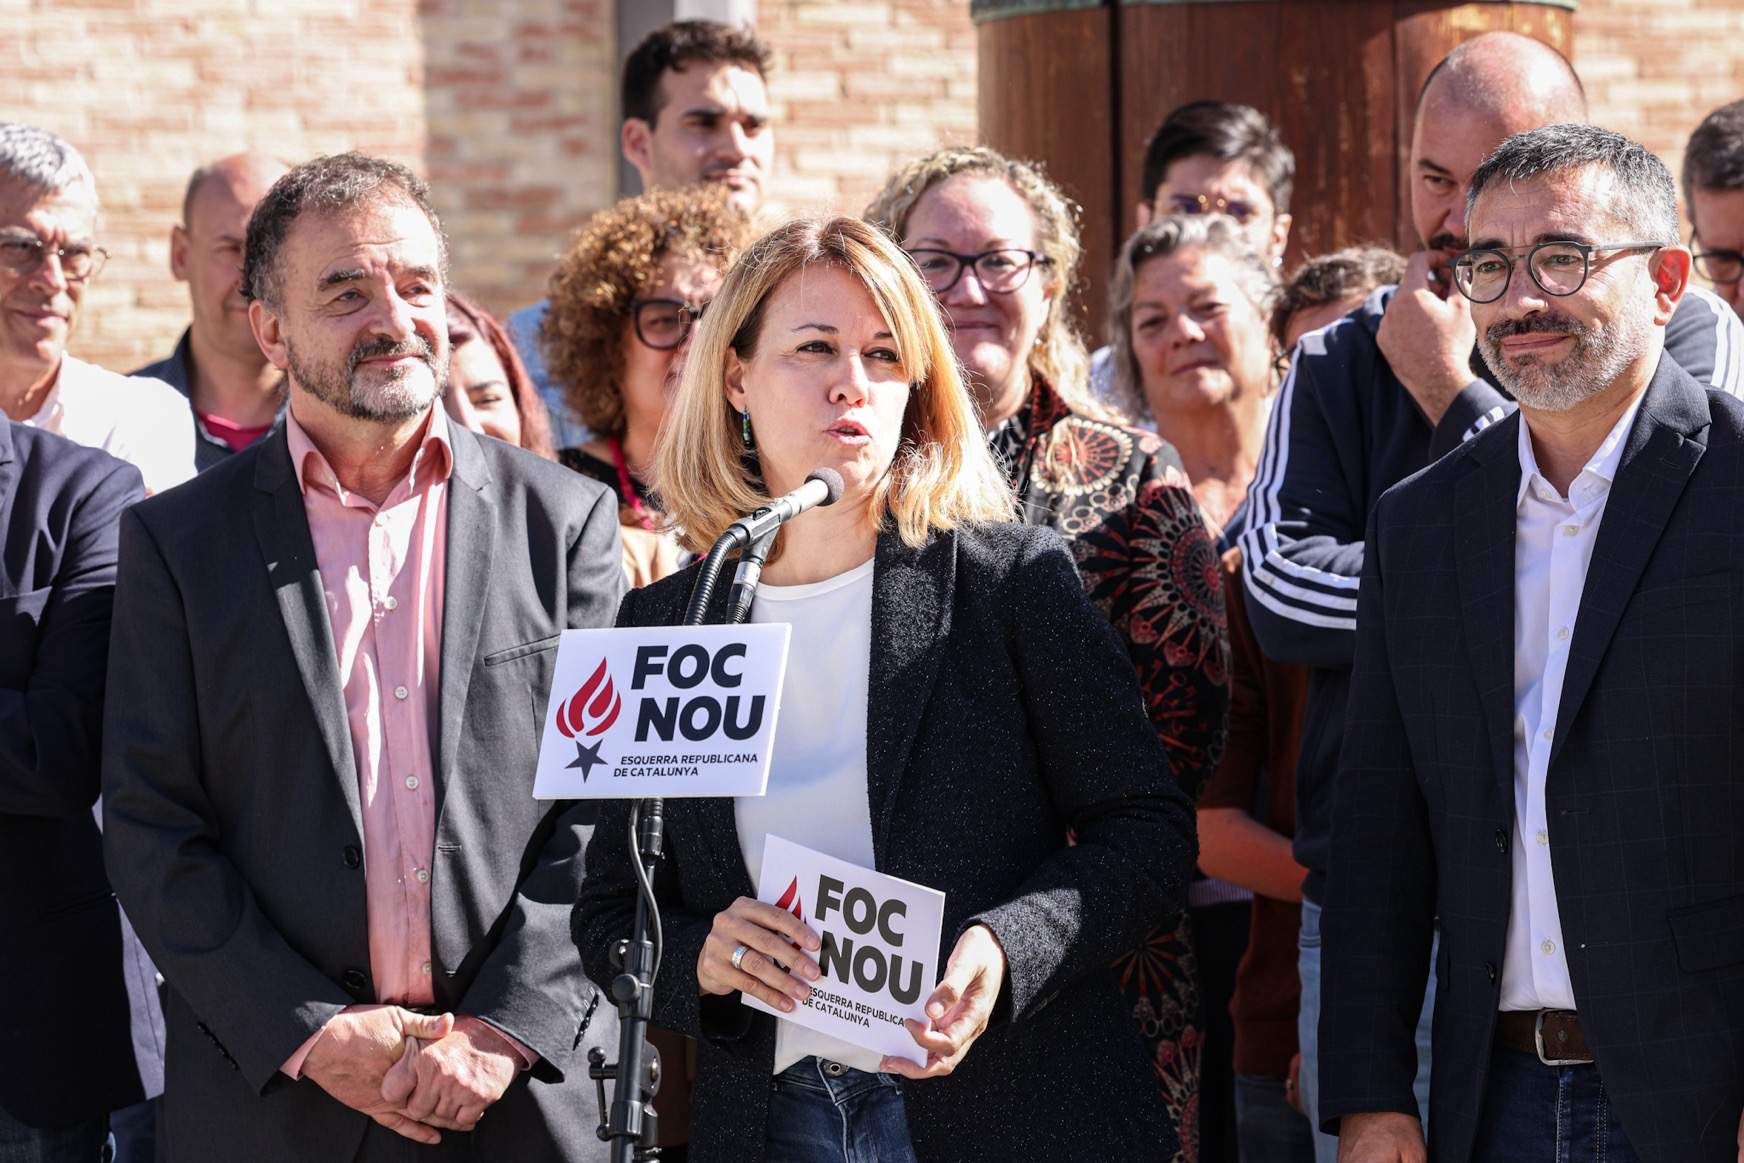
[807,467,845,506]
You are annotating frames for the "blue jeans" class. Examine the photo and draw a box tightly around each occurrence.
[1233,1074,1315,1163]
[765,1058,916,1163]
[0,1105,106,1163]
[1298,898,1434,1163]
[1471,1047,1641,1163]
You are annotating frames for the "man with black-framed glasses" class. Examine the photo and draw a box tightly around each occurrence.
[1235,35,1744,1163]
[1322,120,1744,1163]
[0,124,194,496]
[1683,100,1744,319]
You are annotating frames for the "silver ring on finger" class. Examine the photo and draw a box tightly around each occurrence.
[731,943,750,971]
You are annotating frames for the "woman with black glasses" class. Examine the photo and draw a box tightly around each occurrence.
[542,185,753,586]
[867,147,1230,1162]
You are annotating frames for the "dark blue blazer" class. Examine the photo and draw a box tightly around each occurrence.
[1319,354,1744,1163]
[0,419,145,1126]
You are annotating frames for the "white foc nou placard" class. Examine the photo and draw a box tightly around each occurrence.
[532,624,790,799]
[743,835,946,1066]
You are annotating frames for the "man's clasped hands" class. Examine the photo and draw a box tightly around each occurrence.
[300,1004,526,1144]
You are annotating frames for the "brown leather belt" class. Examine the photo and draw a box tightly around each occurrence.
[1496,1009,1593,1065]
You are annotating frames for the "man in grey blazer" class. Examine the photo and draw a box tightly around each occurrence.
[101,153,624,1161]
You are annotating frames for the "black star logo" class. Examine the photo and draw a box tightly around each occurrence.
[567,739,606,781]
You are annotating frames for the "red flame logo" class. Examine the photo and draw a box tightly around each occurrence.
[554,659,622,739]
[774,876,804,924]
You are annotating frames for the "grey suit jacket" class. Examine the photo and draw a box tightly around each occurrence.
[101,419,624,1161]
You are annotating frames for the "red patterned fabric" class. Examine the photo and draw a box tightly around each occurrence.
[992,376,1230,1163]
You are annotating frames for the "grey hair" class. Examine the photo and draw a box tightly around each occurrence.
[242,151,446,308]
[1683,100,1744,209]
[0,123,97,204]
[1466,123,1678,244]
[1107,213,1279,416]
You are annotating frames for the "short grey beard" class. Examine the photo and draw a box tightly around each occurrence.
[1481,307,1648,414]
[287,336,443,422]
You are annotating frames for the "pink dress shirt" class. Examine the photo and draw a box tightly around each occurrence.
[279,405,529,1078]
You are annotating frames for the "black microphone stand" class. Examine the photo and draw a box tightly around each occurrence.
[590,524,761,1163]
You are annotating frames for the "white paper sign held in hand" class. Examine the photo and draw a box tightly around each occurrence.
[744,835,946,1066]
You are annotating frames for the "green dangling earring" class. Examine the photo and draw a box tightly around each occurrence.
[741,407,755,450]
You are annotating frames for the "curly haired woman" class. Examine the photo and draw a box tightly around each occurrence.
[542,186,754,586]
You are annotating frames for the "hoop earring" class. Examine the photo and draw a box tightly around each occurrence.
[740,407,755,450]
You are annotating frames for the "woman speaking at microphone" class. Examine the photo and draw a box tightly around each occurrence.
[574,217,1196,1162]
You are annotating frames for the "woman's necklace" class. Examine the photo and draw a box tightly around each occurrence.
[609,435,657,531]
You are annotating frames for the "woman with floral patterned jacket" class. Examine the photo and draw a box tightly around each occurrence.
[869,147,1231,1163]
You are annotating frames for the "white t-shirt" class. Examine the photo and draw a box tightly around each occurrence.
[736,555,882,1074]
[23,354,198,495]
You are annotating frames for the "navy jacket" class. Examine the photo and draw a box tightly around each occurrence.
[0,420,146,1126]
[1238,285,1744,900]
[1320,355,1744,1163]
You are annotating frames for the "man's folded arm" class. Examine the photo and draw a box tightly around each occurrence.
[101,506,353,1093]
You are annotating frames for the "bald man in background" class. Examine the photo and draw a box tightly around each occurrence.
[1236,31,1744,1163]
[135,154,290,471]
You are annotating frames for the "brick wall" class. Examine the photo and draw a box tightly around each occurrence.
[1576,0,1744,227]
[755,0,977,220]
[8,0,429,372]
[5,0,1730,373]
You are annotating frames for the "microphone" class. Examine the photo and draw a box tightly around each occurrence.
[723,469,844,624]
[685,469,847,626]
[723,467,845,548]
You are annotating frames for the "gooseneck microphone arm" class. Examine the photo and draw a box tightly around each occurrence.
[592,467,843,1163]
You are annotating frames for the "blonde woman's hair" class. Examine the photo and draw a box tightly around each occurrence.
[654,216,1016,555]
[864,145,1116,422]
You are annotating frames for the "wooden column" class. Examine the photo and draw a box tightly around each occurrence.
[975,0,1575,340]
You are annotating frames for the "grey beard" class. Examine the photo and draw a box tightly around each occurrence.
[287,335,444,422]
[1480,309,1646,414]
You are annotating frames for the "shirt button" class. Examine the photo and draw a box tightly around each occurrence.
[405,775,420,790]
[421,961,432,975]
[384,595,399,611]
[373,515,385,527]
[1541,939,1556,956]
[1536,830,1549,847]
[394,685,409,700]
[414,868,430,883]
[1561,525,1580,537]
[1555,626,1570,641]
[1541,727,1553,742]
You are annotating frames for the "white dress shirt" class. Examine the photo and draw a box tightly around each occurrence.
[1500,392,1645,1012]
[22,354,198,495]
[737,557,883,1074]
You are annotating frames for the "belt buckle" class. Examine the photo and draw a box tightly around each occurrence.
[1534,1010,1593,1066]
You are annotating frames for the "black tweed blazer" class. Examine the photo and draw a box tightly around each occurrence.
[1319,356,1744,1163]
[575,522,1196,1161]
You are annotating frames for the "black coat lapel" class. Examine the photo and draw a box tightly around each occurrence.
[434,425,496,826]
[250,428,363,836]
[1549,360,1709,769]
[1454,416,1523,797]
[865,528,953,860]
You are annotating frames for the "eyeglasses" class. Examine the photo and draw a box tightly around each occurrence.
[1164,193,1258,225]
[1692,240,1744,285]
[631,298,707,350]
[1450,240,1665,304]
[0,231,108,282]
[906,248,1052,295]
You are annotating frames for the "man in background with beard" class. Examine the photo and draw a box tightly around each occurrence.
[1322,122,1744,1163]
[1235,33,1744,1161]
[100,152,624,1161]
